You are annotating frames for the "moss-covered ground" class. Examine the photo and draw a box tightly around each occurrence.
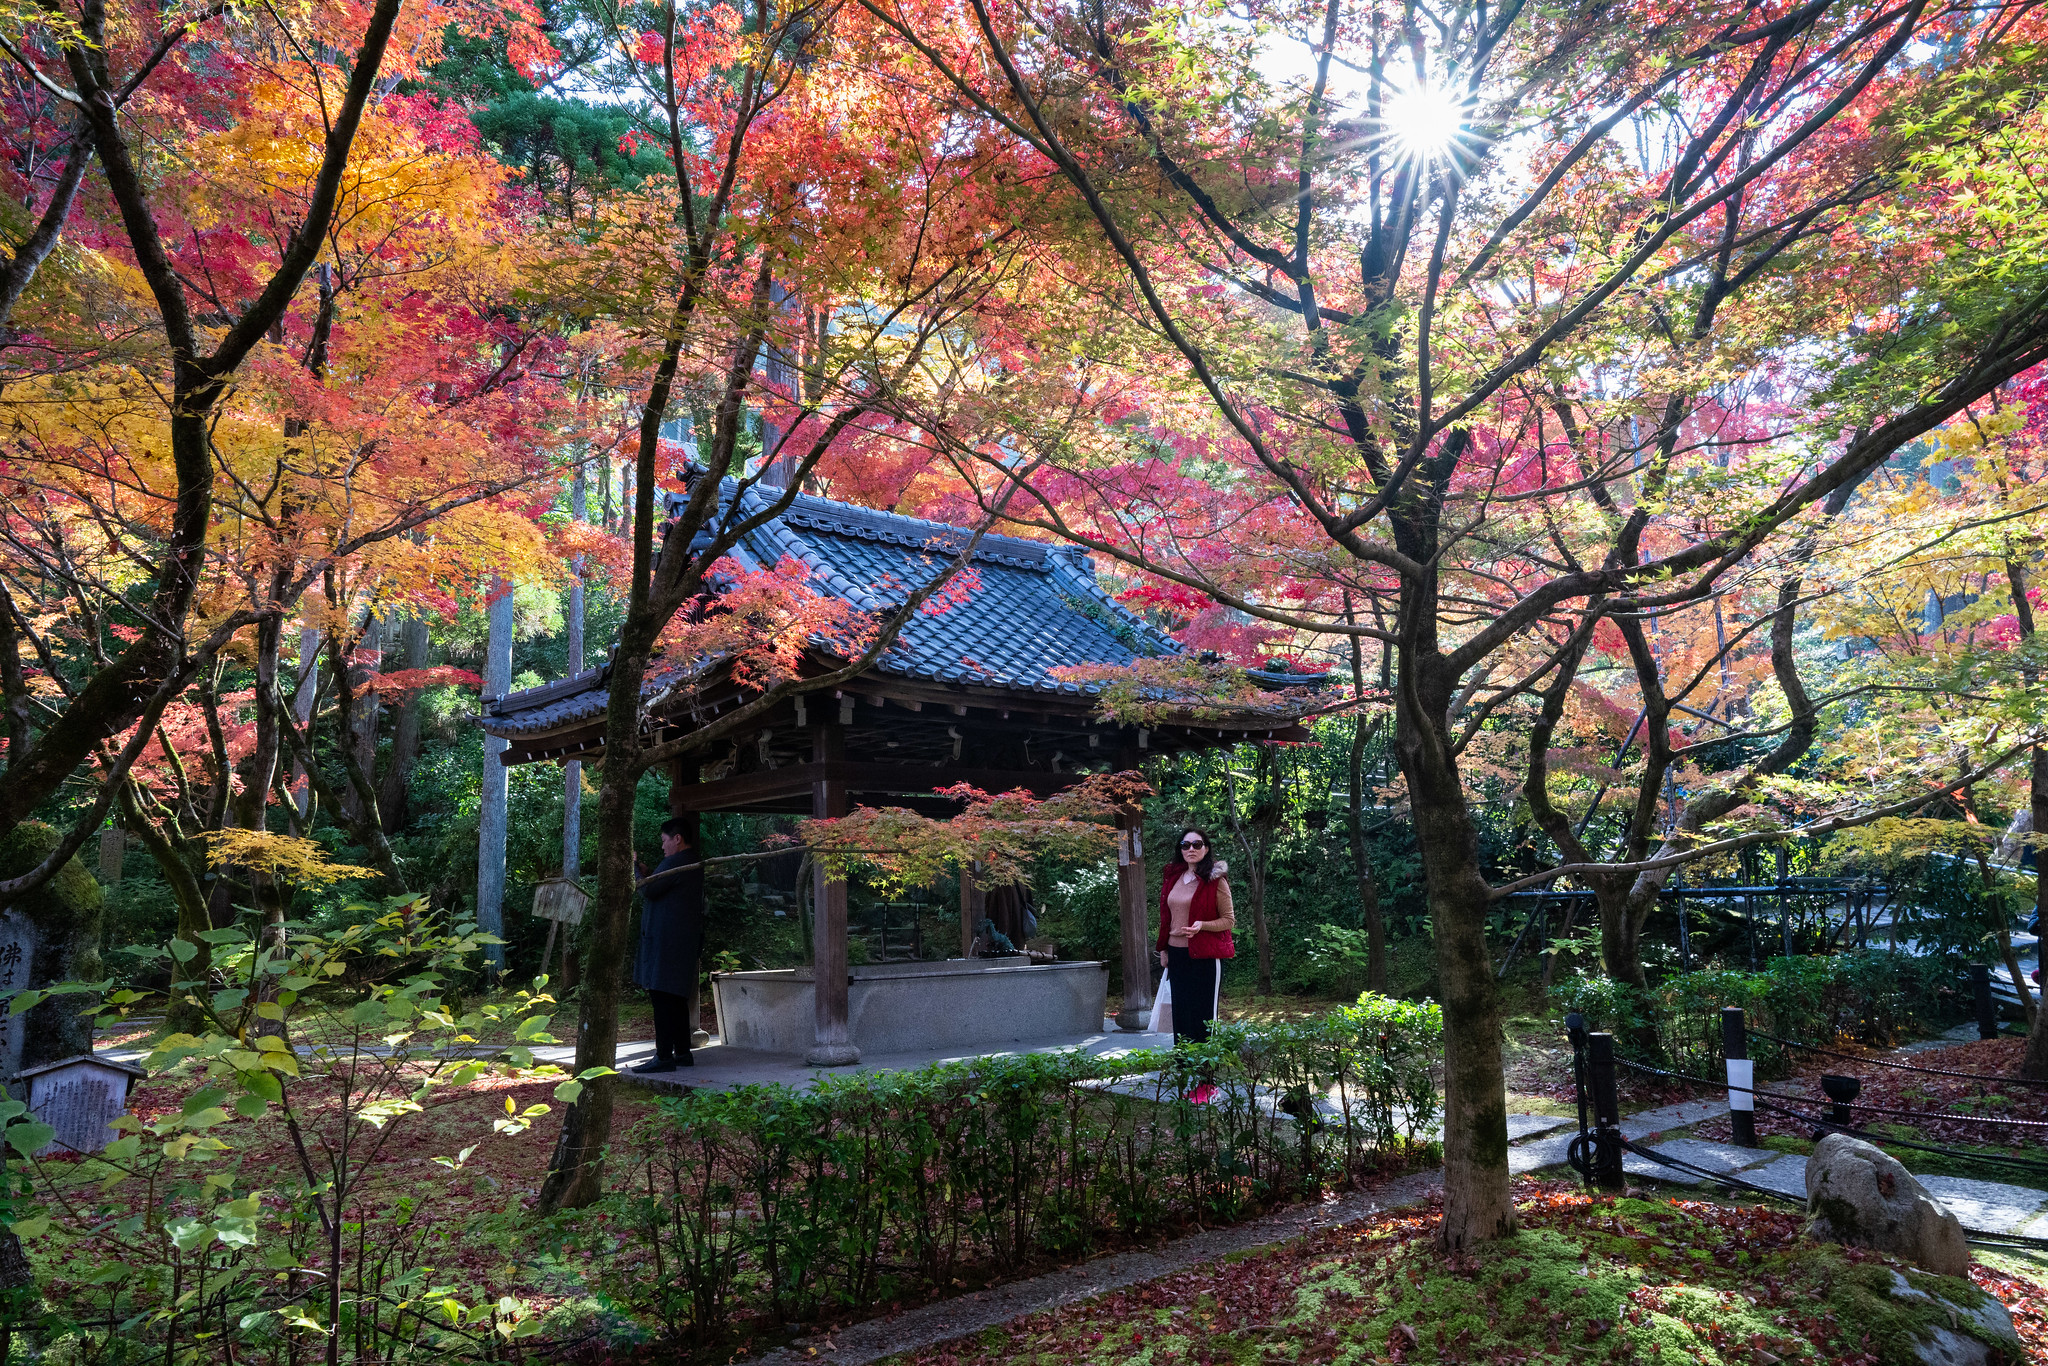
[889,1181,2048,1366]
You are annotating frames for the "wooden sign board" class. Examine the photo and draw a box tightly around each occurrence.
[532,876,589,926]
[19,1054,146,1156]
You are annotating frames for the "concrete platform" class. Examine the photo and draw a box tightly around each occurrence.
[588,1018,1173,1093]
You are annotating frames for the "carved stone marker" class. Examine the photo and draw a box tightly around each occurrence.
[18,1054,146,1156]
[0,912,35,1087]
[0,821,106,1096]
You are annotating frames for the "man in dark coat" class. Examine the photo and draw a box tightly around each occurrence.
[631,817,704,1072]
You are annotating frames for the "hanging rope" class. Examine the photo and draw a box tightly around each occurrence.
[1612,1056,2048,1132]
[1749,1097,2048,1179]
[1745,1029,2048,1089]
[1618,1138,2048,1252]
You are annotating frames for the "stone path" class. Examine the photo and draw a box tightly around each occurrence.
[1506,1097,1725,1175]
[1896,1022,1992,1055]
[1615,1123,2048,1238]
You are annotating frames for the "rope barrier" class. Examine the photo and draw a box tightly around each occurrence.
[1619,1138,2048,1252]
[1613,1056,2048,1131]
[1745,1029,2048,1089]
[1750,1097,2048,1179]
[1619,1137,1803,1204]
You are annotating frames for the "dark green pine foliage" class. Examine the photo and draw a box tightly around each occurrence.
[404,12,668,221]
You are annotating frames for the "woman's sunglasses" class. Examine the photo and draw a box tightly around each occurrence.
[1179,840,1207,850]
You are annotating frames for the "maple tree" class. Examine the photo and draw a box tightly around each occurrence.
[1790,399,2048,1077]
[3,89,592,1034]
[855,0,2048,1246]
[0,0,577,916]
[528,0,1111,1210]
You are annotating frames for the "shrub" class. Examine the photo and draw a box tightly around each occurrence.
[7,900,600,1364]
[571,998,1442,1346]
[1554,949,1957,1078]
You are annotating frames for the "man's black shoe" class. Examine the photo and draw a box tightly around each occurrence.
[675,1052,695,1067]
[632,1056,679,1074]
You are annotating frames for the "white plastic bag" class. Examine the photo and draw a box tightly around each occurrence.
[1147,975,1172,1033]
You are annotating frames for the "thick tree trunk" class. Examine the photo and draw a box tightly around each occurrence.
[1599,887,1651,991]
[1247,847,1273,996]
[378,614,429,832]
[2023,744,2048,1080]
[350,613,382,805]
[125,786,214,1034]
[477,585,514,974]
[1406,776,1514,1248]
[535,644,648,1212]
[1396,647,1513,1249]
[239,617,291,982]
[1347,711,1387,994]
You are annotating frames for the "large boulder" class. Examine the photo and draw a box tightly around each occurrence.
[1885,1269,2023,1366]
[1805,1133,1970,1277]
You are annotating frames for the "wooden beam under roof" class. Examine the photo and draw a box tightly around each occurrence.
[666,760,1091,812]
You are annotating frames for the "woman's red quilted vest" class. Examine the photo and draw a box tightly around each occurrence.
[1155,868,1235,960]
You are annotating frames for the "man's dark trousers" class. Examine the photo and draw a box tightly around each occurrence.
[635,852,705,1064]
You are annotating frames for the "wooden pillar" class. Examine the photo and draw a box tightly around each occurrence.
[1114,795,1153,1031]
[959,860,984,958]
[669,760,710,1048]
[808,721,858,1065]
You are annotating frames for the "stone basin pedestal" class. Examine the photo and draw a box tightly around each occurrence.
[711,959,1108,1060]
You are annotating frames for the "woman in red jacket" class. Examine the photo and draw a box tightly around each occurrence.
[1155,828,1236,1043]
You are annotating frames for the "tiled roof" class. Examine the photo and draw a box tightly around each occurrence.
[481,474,1314,738]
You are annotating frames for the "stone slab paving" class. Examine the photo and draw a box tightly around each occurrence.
[1619,1098,1728,1138]
[1738,1154,1813,1200]
[1502,1098,1727,1176]
[1507,1113,1575,1141]
[1622,1137,1783,1188]
[1896,1022,1988,1056]
[1623,1152,1708,1185]
[1510,1133,1575,1175]
[1915,1176,2048,1237]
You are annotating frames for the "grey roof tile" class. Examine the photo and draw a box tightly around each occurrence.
[480,473,1317,739]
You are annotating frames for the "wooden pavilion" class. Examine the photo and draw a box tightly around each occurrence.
[480,473,1322,1063]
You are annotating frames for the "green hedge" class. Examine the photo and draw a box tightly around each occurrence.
[1554,950,1960,1079]
[568,995,1441,1344]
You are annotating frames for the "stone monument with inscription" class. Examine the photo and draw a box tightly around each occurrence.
[0,821,107,1097]
[18,1054,146,1156]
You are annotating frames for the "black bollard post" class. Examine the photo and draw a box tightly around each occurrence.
[1821,1074,1861,1130]
[1972,964,1998,1040]
[1565,1012,1591,1182]
[1722,1006,1756,1147]
[1588,1031,1625,1189]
